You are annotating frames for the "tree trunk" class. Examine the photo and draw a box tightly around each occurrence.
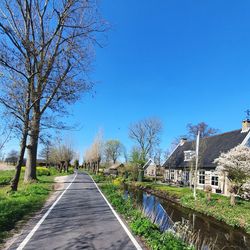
[11,131,28,191]
[24,114,40,182]
[11,98,30,190]
[230,193,236,206]
[206,192,211,202]
[25,137,38,182]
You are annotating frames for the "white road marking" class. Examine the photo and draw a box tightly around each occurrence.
[89,175,143,250]
[16,173,78,250]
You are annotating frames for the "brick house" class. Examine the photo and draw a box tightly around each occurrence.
[162,120,250,196]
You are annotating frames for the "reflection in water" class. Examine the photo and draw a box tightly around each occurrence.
[142,192,173,231]
[124,186,250,250]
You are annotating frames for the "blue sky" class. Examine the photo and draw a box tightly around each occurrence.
[4,1,250,160]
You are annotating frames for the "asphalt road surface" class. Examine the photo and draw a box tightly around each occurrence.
[10,172,142,250]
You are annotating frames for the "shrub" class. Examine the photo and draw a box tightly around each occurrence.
[93,173,106,183]
[113,177,124,186]
[21,167,50,176]
[0,176,12,185]
[37,167,50,176]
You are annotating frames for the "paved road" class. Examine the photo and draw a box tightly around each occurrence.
[10,173,141,250]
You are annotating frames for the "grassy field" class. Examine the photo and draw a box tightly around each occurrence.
[0,167,73,243]
[133,181,250,234]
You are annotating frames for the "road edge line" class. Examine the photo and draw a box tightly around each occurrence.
[16,173,78,250]
[89,174,143,250]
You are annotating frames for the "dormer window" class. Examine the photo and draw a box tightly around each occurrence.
[184,150,196,162]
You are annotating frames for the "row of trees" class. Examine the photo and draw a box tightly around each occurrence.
[84,132,103,174]
[0,0,106,190]
[83,119,218,171]
[83,131,126,172]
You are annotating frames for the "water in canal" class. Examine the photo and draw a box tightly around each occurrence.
[123,185,250,250]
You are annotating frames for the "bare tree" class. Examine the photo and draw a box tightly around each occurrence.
[154,148,162,166]
[123,145,128,163]
[0,78,32,190]
[186,122,218,140]
[0,1,107,183]
[5,150,19,165]
[39,140,52,167]
[129,118,163,162]
[49,142,75,172]
[104,140,123,164]
[84,130,103,173]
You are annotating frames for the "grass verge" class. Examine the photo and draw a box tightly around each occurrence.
[0,168,74,243]
[132,182,250,234]
[97,179,194,250]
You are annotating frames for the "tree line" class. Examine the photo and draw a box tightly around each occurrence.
[0,0,107,191]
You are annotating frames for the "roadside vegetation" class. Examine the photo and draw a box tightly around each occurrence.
[131,182,250,234]
[90,173,194,250]
[0,167,74,244]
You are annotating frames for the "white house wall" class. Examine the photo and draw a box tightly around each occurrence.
[164,169,230,196]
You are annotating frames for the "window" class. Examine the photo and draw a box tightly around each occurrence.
[211,176,218,186]
[170,170,175,180]
[183,171,189,182]
[199,170,205,184]
[184,150,195,162]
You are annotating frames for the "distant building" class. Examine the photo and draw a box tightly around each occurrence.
[105,163,124,176]
[143,158,163,177]
[143,159,157,177]
[162,120,250,196]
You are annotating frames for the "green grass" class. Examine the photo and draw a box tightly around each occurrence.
[100,182,194,250]
[133,181,250,234]
[180,192,250,233]
[0,168,74,244]
[0,170,14,186]
[0,167,74,186]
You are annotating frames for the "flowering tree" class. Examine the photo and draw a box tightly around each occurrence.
[214,145,250,205]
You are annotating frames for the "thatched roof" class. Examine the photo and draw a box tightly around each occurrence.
[108,163,124,170]
[163,129,249,170]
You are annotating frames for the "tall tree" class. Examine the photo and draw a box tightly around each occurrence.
[154,148,163,166]
[49,142,75,172]
[84,130,103,173]
[0,0,107,182]
[0,77,32,190]
[104,140,123,164]
[129,118,163,162]
[39,141,52,167]
[186,122,218,140]
[6,150,19,165]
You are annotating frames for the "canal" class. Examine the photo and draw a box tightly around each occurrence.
[123,185,250,250]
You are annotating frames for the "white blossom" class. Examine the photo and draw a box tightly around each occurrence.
[214,145,250,186]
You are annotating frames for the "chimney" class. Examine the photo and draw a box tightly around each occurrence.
[242,119,250,133]
[180,138,187,146]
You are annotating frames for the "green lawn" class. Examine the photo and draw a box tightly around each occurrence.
[0,168,73,244]
[132,181,250,234]
[0,170,14,186]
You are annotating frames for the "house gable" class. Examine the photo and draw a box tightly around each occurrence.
[163,129,248,170]
[143,158,155,170]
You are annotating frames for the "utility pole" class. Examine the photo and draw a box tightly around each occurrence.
[193,131,200,200]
